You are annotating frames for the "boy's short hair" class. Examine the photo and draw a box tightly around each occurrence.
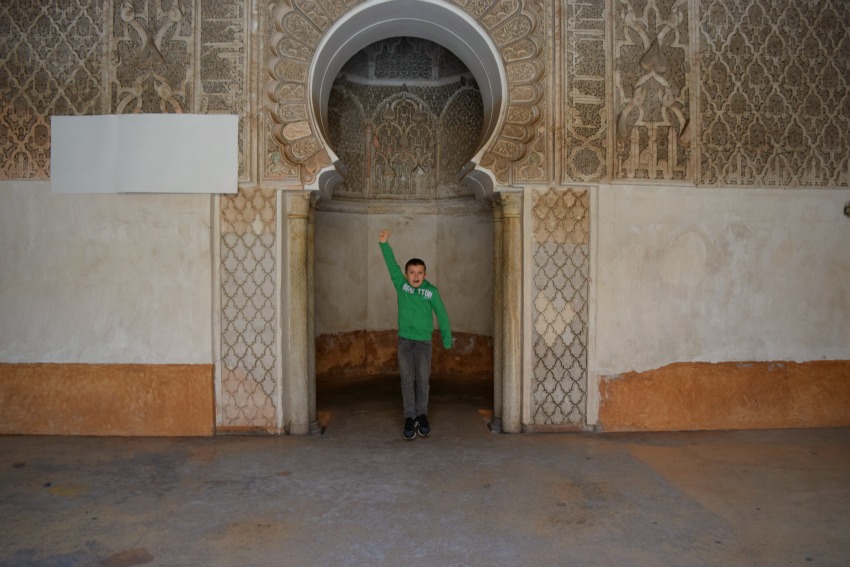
[405,258,426,272]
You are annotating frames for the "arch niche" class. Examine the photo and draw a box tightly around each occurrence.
[268,0,543,434]
[268,0,545,190]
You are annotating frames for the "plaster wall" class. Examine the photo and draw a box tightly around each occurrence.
[314,206,494,379]
[315,208,493,337]
[0,181,213,365]
[595,186,850,376]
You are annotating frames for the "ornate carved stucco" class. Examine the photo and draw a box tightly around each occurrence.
[4,1,848,187]
[267,0,548,186]
[1,0,251,181]
[562,0,608,183]
[698,0,850,187]
[1,0,105,179]
[325,37,483,200]
[531,188,589,427]
[220,187,278,429]
[613,0,691,182]
[109,0,194,113]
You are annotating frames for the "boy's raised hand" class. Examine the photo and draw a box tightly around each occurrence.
[379,230,389,243]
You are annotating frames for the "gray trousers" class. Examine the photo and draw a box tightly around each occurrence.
[398,338,432,419]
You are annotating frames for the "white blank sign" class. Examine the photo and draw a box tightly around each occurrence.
[51,114,238,194]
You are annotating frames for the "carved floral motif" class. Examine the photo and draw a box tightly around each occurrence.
[0,0,105,179]
[699,0,850,186]
[326,38,483,200]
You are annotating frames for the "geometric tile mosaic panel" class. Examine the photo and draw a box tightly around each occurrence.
[220,188,278,428]
[530,189,590,426]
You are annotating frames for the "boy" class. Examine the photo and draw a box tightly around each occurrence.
[378,229,452,440]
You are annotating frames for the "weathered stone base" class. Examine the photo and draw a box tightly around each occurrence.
[0,363,214,436]
[316,331,493,381]
[598,361,850,432]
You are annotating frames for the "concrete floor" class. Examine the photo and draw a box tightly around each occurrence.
[1,375,849,567]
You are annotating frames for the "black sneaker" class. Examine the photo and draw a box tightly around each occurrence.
[403,417,416,441]
[415,414,430,438]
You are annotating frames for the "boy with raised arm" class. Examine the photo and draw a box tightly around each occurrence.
[378,229,452,440]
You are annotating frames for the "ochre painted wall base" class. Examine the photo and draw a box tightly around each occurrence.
[316,331,492,381]
[0,363,214,436]
[598,361,850,432]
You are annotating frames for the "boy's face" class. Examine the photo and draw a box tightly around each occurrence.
[405,264,426,288]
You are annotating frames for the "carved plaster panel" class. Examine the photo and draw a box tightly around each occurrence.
[197,1,252,182]
[261,1,300,181]
[1,0,254,181]
[561,0,608,183]
[530,188,589,427]
[504,0,550,184]
[1,0,106,179]
[108,0,195,113]
[220,187,279,429]
[267,0,548,186]
[614,0,692,182]
[698,0,850,187]
[325,37,483,200]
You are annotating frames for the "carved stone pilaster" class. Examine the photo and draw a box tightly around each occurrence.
[283,190,312,434]
[489,196,505,433]
[306,193,320,435]
[497,191,523,433]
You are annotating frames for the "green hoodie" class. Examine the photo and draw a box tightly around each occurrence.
[380,241,452,349]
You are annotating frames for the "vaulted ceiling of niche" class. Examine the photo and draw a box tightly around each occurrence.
[326,37,484,201]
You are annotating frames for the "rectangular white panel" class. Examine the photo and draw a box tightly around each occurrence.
[50,114,238,194]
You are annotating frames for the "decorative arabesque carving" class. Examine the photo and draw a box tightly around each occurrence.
[0,0,106,179]
[327,85,367,197]
[614,0,691,181]
[109,0,194,113]
[531,188,589,427]
[198,1,251,182]
[220,187,279,429]
[267,0,337,184]
[699,0,850,187]
[371,93,437,198]
[440,87,485,185]
[0,0,253,181]
[267,0,547,185]
[326,37,483,200]
[562,0,608,183]
[465,0,547,184]
[510,0,550,184]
